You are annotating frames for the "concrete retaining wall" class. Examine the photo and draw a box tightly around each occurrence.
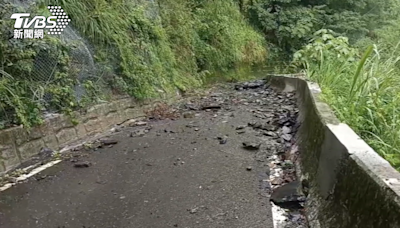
[268,75,400,228]
[0,98,147,175]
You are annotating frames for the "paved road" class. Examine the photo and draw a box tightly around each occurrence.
[0,82,297,228]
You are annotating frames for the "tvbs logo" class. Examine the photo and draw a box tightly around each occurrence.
[11,6,70,39]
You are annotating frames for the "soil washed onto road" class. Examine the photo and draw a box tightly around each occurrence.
[0,80,307,228]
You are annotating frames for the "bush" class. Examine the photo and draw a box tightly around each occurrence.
[294,29,400,169]
[0,0,267,128]
[0,1,79,128]
[44,0,267,97]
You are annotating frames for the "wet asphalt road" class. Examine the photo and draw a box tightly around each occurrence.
[0,82,298,228]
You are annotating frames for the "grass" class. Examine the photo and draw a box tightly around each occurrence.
[301,43,400,169]
[0,0,267,128]
[41,0,267,99]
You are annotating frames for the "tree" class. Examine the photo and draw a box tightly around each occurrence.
[245,0,397,56]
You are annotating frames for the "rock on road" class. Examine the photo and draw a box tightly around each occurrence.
[0,80,299,228]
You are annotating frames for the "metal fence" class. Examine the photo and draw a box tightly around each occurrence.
[6,0,159,103]
[7,0,110,99]
[1,0,288,128]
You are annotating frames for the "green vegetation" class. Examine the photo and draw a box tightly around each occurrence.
[2,0,400,169]
[0,1,79,128]
[43,0,266,98]
[0,0,266,127]
[242,0,400,168]
[304,14,400,169]
[294,29,400,169]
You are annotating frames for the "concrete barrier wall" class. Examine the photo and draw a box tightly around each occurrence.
[268,75,400,228]
[0,98,147,175]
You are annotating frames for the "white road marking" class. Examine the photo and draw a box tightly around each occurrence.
[0,160,62,192]
[272,202,289,228]
[269,155,291,228]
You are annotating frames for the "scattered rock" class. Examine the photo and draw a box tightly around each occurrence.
[260,124,277,131]
[186,123,197,128]
[281,134,292,142]
[210,92,223,97]
[263,131,276,137]
[35,175,48,181]
[219,136,228,145]
[188,208,198,214]
[250,122,262,129]
[74,161,91,168]
[252,122,262,129]
[130,129,146,137]
[249,121,276,131]
[201,104,221,110]
[270,181,306,209]
[110,127,122,133]
[282,126,292,134]
[242,141,261,150]
[124,119,138,127]
[288,212,307,227]
[276,113,295,127]
[283,160,294,169]
[83,141,102,150]
[183,112,195,119]
[100,139,118,146]
[136,121,148,126]
[8,177,18,183]
[271,178,282,185]
[236,125,246,130]
[219,138,228,144]
[234,85,243,91]
[235,80,267,90]
[187,206,206,214]
[246,166,253,171]
[126,119,147,127]
[184,103,198,111]
[39,147,54,158]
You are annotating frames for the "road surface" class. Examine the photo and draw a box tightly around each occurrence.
[0,81,300,228]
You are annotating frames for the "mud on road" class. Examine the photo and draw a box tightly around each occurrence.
[0,80,307,228]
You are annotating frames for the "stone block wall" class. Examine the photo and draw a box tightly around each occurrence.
[0,98,145,174]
